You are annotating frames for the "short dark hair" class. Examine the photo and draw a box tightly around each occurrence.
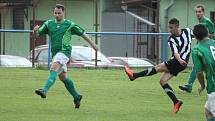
[196,4,205,12]
[55,4,65,11]
[169,18,179,26]
[193,24,208,40]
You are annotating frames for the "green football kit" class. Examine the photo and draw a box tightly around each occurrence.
[183,16,215,92]
[36,19,85,101]
[192,38,215,120]
[192,38,215,94]
[38,19,84,58]
[199,16,215,40]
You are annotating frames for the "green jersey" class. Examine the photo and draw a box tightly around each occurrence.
[199,16,215,40]
[192,38,215,94]
[38,19,84,57]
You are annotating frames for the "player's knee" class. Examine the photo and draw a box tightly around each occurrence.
[58,72,67,81]
[155,64,160,69]
[205,108,214,119]
[50,68,58,73]
[159,79,165,86]
[50,62,61,71]
[58,76,64,81]
[155,64,163,72]
[59,76,66,82]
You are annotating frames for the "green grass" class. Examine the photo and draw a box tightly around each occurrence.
[0,68,207,121]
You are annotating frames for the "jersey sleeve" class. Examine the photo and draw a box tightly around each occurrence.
[192,47,203,72]
[206,20,215,34]
[38,21,49,35]
[185,28,194,38]
[71,25,85,36]
[168,37,179,54]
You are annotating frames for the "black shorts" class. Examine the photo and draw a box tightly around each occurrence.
[164,58,187,76]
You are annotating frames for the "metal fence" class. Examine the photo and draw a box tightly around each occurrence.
[0,29,170,68]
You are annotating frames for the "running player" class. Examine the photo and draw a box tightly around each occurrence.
[34,4,98,108]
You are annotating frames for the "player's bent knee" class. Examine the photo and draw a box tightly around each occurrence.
[205,108,214,119]
[50,62,62,71]
[59,77,64,82]
[59,76,66,82]
[58,72,67,80]
[159,79,167,86]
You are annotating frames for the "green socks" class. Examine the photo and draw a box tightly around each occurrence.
[187,67,197,88]
[63,79,79,99]
[42,70,79,99]
[43,70,58,93]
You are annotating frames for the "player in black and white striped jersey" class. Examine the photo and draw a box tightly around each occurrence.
[168,27,193,64]
[124,18,193,113]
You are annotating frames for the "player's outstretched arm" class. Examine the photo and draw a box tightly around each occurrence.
[81,33,98,51]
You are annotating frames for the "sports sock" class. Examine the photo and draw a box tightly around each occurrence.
[162,83,178,104]
[134,67,157,78]
[187,67,197,87]
[207,118,215,121]
[43,70,58,93]
[63,78,79,99]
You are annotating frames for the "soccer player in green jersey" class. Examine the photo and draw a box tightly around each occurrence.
[192,24,215,121]
[179,4,215,93]
[34,4,98,108]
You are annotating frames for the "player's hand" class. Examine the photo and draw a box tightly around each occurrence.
[33,25,40,32]
[198,85,205,95]
[179,59,187,66]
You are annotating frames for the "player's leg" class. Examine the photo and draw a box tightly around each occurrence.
[59,72,79,98]
[160,72,176,103]
[43,62,61,93]
[160,72,183,113]
[58,61,82,108]
[205,108,215,121]
[35,52,64,98]
[35,62,61,98]
[187,67,197,87]
[179,66,197,93]
[205,93,215,121]
[59,71,82,108]
[124,62,168,81]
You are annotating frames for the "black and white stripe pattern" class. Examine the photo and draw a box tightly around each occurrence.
[168,28,193,62]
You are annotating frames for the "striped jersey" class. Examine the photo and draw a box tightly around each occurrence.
[168,28,193,62]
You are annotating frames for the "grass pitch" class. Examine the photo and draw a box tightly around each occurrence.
[0,68,206,121]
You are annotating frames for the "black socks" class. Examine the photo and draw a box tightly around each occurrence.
[134,67,157,78]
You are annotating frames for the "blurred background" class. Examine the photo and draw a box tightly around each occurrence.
[0,0,215,67]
